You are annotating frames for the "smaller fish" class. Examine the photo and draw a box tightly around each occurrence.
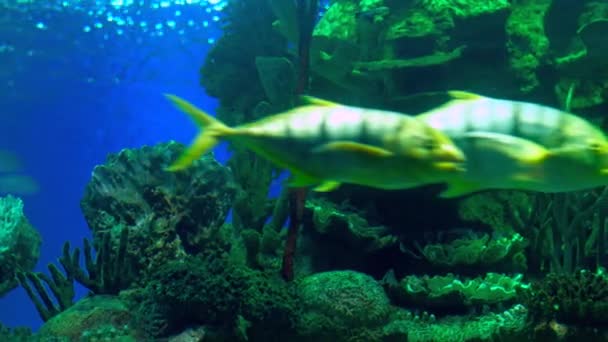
[165,94,465,192]
[415,90,608,197]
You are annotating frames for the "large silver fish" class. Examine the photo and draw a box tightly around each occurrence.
[416,91,608,197]
[165,94,465,191]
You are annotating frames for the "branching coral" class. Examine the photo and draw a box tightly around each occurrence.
[18,229,137,321]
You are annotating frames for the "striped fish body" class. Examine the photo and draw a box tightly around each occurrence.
[165,95,465,191]
[416,91,608,197]
[419,91,608,150]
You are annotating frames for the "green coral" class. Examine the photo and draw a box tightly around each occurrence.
[395,273,528,309]
[296,270,392,340]
[415,232,528,270]
[383,304,528,342]
[522,268,608,326]
[137,252,297,339]
[418,0,510,18]
[505,0,552,92]
[0,195,40,296]
[307,198,397,253]
[37,296,137,341]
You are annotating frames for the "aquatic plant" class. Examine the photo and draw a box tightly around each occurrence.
[81,141,237,272]
[17,228,137,321]
[522,268,608,326]
[0,195,40,297]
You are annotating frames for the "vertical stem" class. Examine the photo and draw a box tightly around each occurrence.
[281,0,318,281]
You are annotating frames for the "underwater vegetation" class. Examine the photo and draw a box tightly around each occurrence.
[6,0,608,341]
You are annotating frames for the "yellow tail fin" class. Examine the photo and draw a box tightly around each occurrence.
[164,94,232,171]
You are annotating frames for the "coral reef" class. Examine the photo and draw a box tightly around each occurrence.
[80,141,237,272]
[384,304,528,342]
[385,272,527,311]
[0,195,40,296]
[296,270,392,340]
[36,295,139,341]
[410,231,528,271]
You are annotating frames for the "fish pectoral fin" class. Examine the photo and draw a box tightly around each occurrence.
[313,141,394,157]
[463,132,550,165]
[439,181,483,198]
[313,181,341,192]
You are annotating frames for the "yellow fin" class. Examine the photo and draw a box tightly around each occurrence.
[299,95,339,107]
[164,94,232,171]
[439,181,483,198]
[463,132,550,165]
[313,181,341,192]
[447,90,485,101]
[313,141,394,157]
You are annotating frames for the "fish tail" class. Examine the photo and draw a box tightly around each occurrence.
[164,94,234,171]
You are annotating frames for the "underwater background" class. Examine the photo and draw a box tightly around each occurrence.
[2,0,608,341]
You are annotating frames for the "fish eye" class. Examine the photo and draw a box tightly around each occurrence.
[589,141,602,151]
[420,137,437,151]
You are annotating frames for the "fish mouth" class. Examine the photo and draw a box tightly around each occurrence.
[436,144,466,163]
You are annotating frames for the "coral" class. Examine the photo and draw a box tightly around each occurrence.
[413,231,528,270]
[80,141,237,272]
[417,0,510,18]
[296,270,392,340]
[553,2,608,109]
[458,191,533,234]
[228,149,276,233]
[60,228,137,294]
[505,0,552,92]
[0,323,32,342]
[387,272,528,310]
[134,249,297,339]
[36,295,139,341]
[18,228,137,321]
[522,268,608,326]
[200,0,288,123]
[383,304,528,342]
[255,56,296,110]
[0,195,40,296]
[306,198,397,254]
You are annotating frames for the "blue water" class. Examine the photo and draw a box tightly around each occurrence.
[0,0,228,330]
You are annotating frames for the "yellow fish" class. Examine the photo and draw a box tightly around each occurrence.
[416,90,608,197]
[165,94,465,192]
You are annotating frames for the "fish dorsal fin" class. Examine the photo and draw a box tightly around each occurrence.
[447,90,485,101]
[313,141,394,157]
[299,95,339,107]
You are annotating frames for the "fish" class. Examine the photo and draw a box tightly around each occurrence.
[0,150,39,195]
[164,94,465,192]
[415,90,608,197]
